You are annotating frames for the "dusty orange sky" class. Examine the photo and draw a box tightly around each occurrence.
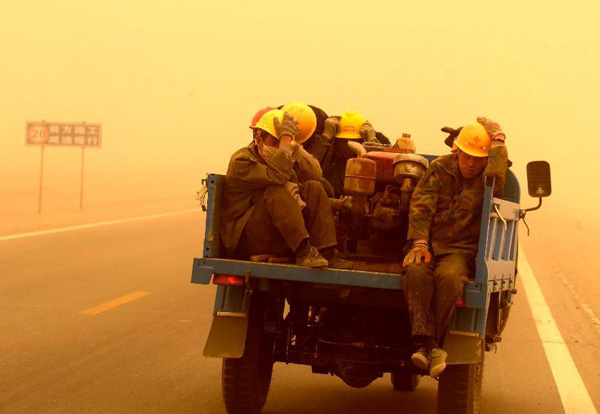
[0,0,598,225]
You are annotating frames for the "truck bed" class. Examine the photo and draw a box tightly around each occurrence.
[192,167,521,337]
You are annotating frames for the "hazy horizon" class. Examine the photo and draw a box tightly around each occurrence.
[1,0,598,226]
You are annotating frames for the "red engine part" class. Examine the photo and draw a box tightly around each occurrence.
[366,151,397,184]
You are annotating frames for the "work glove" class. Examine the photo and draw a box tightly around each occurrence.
[340,195,353,210]
[441,126,463,148]
[330,195,353,212]
[402,242,432,267]
[359,121,377,142]
[477,117,506,142]
[322,116,341,141]
[274,112,299,140]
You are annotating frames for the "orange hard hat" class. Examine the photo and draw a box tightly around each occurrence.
[280,103,317,144]
[250,106,276,129]
[455,121,491,157]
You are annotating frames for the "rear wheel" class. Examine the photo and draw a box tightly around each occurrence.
[222,296,274,414]
[391,372,421,391]
[437,341,484,414]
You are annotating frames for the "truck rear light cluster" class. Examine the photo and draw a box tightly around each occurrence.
[212,274,245,286]
[455,295,467,308]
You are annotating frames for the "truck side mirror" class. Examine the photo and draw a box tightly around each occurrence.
[521,161,552,236]
[526,161,551,198]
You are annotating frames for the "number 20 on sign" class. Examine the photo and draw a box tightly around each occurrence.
[27,123,50,145]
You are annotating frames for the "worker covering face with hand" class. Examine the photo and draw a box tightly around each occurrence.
[220,108,353,269]
[402,117,509,378]
[304,111,385,198]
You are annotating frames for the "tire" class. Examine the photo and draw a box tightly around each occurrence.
[437,342,485,414]
[391,372,421,391]
[222,296,274,414]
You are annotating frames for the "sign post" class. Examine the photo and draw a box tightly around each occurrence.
[80,147,85,210]
[26,121,102,213]
[39,146,45,214]
[26,122,50,214]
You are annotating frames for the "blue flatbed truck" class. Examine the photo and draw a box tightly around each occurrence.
[192,157,551,414]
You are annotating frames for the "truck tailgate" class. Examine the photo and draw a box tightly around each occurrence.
[192,257,403,290]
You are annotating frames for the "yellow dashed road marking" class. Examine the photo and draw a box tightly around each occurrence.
[80,291,152,315]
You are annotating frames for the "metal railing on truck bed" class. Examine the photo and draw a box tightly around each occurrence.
[192,166,521,337]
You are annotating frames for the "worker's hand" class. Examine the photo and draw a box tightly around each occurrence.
[274,112,299,141]
[477,117,505,142]
[359,121,377,142]
[402,243,432,267]
[340,195,353,210]
[322,116,341,141]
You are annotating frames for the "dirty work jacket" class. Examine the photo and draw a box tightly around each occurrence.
[303,134,341,197]
[221,142,322,256]
[407,145,509,258]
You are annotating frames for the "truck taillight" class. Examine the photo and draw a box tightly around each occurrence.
[212,274,245,286]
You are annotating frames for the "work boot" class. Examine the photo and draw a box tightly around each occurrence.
[295,242,328,268]
[321,247,354,269]
[411,347,429,370]
[428,348,448,378]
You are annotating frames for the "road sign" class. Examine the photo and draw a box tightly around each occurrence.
[26,123,50,145]
[25,121,102,148]
[26,120,103,213]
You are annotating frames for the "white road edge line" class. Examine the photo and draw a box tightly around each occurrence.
[519,245,598,414]
[0,209,201,242]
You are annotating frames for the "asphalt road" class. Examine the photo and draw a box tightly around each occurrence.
[1,211,598,414]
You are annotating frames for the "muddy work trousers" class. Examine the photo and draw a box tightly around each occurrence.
[236,180,337,258]
[402,253,473,343]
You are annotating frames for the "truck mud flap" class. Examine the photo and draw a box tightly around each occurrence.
[203,284,251,358]
[203,314,249,358]
[444,331,483,365]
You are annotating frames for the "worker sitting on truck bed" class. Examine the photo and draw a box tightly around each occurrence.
[304,111,388,198]
[289,104,336,197]
[221,108,353,269]
[402,117,508,378]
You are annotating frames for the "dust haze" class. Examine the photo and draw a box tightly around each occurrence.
[1,0,599,237]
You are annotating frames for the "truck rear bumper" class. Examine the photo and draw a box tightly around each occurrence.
[192,257,494,309]
[192,257,404,290]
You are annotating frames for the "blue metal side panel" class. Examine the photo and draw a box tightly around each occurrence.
[191,257,214,284]
[192,257,404,290]
[203,174,224,259]
[461,179,521,336]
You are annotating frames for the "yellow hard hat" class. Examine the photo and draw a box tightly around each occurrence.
[336,111,366,139]
[254,109,284,139]
[454,121,491,157]
[281,103,316,144]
